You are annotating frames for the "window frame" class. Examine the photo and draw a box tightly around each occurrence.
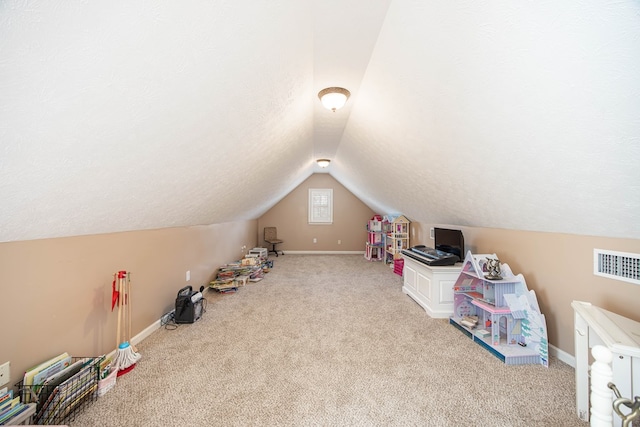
[308,188,333,224]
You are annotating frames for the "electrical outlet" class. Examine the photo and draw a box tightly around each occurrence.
[313,238,317,243]
[0,361,10,387]
[186,270,190,282]
[338,239,341,245]
[430,228,434,239]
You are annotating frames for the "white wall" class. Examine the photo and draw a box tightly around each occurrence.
[334,0,640,239]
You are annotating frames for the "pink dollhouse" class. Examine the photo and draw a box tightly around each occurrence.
[365,215,384,261]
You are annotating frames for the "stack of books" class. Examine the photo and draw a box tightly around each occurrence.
[209,278,239,294]
[0,390,35,425]
[210,258,268,293]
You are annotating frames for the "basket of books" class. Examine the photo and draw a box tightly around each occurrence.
[15,354,106,425]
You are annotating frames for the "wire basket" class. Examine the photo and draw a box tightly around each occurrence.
[15,356,104,425]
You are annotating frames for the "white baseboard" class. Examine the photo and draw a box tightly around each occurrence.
[549,343,575,368]
[280,251,365,255]
[107,311,172,360]
[131,313,169,346]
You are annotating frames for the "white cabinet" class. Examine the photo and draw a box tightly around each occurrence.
[402,255,461,318]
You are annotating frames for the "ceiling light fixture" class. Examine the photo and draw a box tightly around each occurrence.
[318,87,350,112]
[316,159,331,168]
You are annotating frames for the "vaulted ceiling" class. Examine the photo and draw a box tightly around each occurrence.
[1,1,639,243]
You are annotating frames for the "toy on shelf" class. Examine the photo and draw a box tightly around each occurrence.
[484,258,503,280]
[449,251,549,366]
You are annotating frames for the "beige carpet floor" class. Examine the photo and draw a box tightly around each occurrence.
[70,254,589,426]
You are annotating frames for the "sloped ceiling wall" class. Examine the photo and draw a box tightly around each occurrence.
[0,1,315,242]
[1,1,639,243]
[333,0,640,239]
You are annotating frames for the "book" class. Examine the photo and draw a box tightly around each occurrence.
[22,352,70,402]
[0,396,18,413]
[34,358,86,418]
[0,401,30,425]
[0,397,21,423]
[32,354,72,393]
[33,386,59,424]
[54,381,97,422]
[0,390,13,409]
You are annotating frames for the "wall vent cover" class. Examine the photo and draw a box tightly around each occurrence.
[593,249,640,285]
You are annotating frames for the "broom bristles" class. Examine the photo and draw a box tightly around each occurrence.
[114,341,141,371]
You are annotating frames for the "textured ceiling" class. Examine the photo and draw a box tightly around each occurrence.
[1,0,639,243]
[334,0,640,239]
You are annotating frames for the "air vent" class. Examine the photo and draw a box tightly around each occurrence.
[594,249,640,285]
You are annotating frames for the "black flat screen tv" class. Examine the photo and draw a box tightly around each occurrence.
[434,228,464,260]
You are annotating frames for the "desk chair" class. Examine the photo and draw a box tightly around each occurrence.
[264,227,284,257]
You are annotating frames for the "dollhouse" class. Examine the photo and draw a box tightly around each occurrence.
[365,215,384,261]
[383,214,410,266]
[449,251,549,366]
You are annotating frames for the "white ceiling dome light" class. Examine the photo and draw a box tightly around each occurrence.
[316,159,331,168]
[318,87,351,112]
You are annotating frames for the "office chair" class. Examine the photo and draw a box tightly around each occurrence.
[264,227,284,257]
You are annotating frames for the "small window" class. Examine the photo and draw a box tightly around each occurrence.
[308,188,333,224]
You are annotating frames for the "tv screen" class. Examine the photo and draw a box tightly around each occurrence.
[434,228,464,260]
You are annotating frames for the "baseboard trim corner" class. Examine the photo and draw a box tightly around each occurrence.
[549,343,575,368]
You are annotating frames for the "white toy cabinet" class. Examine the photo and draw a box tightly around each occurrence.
[402,255,461,318]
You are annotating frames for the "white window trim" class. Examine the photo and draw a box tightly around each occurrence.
[308,188,333,224]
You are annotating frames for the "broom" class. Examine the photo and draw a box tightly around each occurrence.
[113,270,141,376]
[127,272,138,353]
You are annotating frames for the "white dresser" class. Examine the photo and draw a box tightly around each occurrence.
[401,255,461,318]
